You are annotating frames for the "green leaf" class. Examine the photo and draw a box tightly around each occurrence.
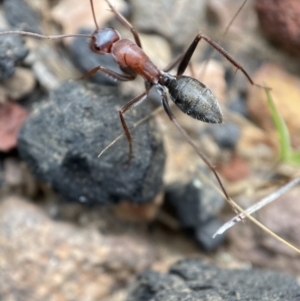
[286,151,300,166]
[265,88,291,160]
[266,88,300,166]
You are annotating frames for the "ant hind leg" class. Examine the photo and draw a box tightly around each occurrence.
[176,33,266,89]
[160,92,232,206]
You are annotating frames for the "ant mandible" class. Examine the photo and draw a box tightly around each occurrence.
[0,0,262,204]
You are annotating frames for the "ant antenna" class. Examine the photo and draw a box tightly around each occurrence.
[90,0,99,30]
[0,31,92,40]
[223,0,247,36]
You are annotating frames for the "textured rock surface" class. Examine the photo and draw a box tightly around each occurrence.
[18,80,165,204]
[3,0,41,33]
[165,177,225,251]
[0,33,28,81]
[165,178,224,227]
[126,259,300,301]
[208,122,241,150]
[0,67,35,102]
[0,196,155,301]
[255,0,300,56]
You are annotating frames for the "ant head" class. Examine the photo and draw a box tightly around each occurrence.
[90,28,120,54]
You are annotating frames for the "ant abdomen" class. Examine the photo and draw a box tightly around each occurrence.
[166,75,223,124]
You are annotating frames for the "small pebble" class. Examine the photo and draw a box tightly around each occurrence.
[208,122,241,150]
[0,33,28,81]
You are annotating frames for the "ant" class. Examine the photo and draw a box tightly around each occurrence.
[0,0,264,206]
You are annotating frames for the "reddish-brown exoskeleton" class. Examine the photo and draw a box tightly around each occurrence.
[0,0,262,205]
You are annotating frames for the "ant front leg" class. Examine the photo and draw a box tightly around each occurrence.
[81,65,136,81]
[177,33,262,88]
[105,0,142,48]
[80,63,143,164]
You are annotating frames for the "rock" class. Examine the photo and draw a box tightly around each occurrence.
[3,157,23,187]
[208,122,241,149]
[255,0,300,56]
[228,96,248,117]
[165,177,224,228]
[0,101,28,152]
[0,196,155,301]
[247,63,300,148]
[126,259,300,301]
[164,177,225,251]
[1,157,38,197]
[194,218,226,251]
[130,0,206,49]
[0,33,28,81]
[0,67,36,102]
[3,0,41,33]
[18,80,165,204]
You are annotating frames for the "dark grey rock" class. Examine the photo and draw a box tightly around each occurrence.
[0,33,28,80]
[69,29,120,85]
[208,122,241,149]
[228,96,249,117]
[165,178,225,251]
[194,218,226,251]
[18,80,165,204]
[165,178,224,228]
[3,0,41,33]
[127,259,300,301]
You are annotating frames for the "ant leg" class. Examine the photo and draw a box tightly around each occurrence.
[177,33,263,88]
[105,0,142,48]
[160,91,231,203]
[81,65,136,81]
[82,64,142,163]
[119,91,148,163]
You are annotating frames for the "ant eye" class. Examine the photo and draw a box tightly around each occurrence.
[94,45,100,51]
